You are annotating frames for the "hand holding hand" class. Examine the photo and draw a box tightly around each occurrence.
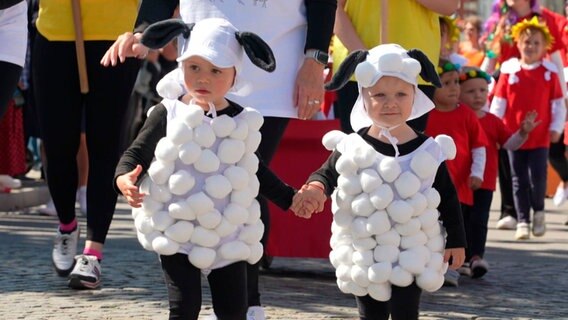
[100,32,149,67]
[290,182,327,218]
[116,165,145,208]
[444,247,465,270]
[469,176,482,190]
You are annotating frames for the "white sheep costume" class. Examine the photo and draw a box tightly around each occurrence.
[322,44,457,300]
[130,18,276,273]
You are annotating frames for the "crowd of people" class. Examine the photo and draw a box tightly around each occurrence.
[1,0,568,319]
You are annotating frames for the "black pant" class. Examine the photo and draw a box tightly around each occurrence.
[355,283,422,320]
[549,136,568,182]
[161,254,247,320]
[0,61,22,120]
[333,81,432,133]
[497,149,517,219]
[248,116,290,307]
[33,33,140,243]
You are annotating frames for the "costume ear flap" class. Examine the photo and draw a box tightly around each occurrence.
[325,50,368,91]
[406,49,441,88]
[235,32,276,72]
[141,19,195,49]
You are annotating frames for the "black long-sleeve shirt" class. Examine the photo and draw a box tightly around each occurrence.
[133,0,337,53]
[114,100,295,211]
[307,128,467,249]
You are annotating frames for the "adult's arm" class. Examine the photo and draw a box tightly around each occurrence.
[305,0,337,52]
[333,0,366,52]
[415,0,459,16]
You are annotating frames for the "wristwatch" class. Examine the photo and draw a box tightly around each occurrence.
[305,49,329,65]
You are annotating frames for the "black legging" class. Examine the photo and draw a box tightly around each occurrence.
[247,116,290,307]
[161,254,247,320]
[549,136,568,182]
[0,61,22,120]
[498,149,517,219]
[355,283,422,320]
[33,33,140,243]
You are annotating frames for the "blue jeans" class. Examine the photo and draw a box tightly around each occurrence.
[468,189,493,259]
[508,148,548,223]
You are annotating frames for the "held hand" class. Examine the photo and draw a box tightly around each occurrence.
[294,59,325,120]
[469,176,482,190]
[550,131,561,143]
[444,247,465,270]
[100,32,149,67]
[116,165,145,208]
[519,110,539,135]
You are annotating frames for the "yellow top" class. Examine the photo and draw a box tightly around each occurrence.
[332,0,440,85]
[36,0,138,41]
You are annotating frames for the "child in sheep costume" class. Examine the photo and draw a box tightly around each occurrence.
[295,44,466,320]
[114,18,296,320]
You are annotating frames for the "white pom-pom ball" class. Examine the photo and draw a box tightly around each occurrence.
[204,175,232,199]
[231,188,255,208]
[223,165,249,191]
[237,153,259,175]
[351,193,375,217]
[373,245,399,263]
[336,279,352,294]
[334,245,354,265]
[333,209,353,228]
[375,229,401,247]
[186,192,215,216]
[416,268,444,292]
[389,266,414,287]
[360,169,382,193]
[168,170,196,196]
[435,134,457,160]
[351,217,371,239]
[369,184,394,210]
[247,242,264,264]
[400,231,428,249]
[149,182,172,203]
[179,104,205,128]
[353,146,376,169]
[243,108,264,131]
[426,234,446,252]
[352,238,377,252]
[211,115,236,138]
[368,283,392,302]
[194,149,220,173]
[137,230,161,251]
[219,240,251,260]
[398,250,426,275]
[394,171,421,199]
[148,160,175,185]
[352,250,374,266]
[223,203,249,225]
[164,220,194,243]
[418,209,439,229]
[156,76,184,100]
[377,157,401,182]
[215,218,238,237]
[238,221,264,244]
[188,246,216,269]
[386,200,414,224]
[354,61,377,87]
[167,119,193,146]
[194,123,216,148]
[408,192,428,217]
[190,226,220,248]
[141,197,163,214]
[424,188,441,209]
[139,176,151,195]
[152,236,180,256]
[336,264,352,281]
[351,265,370,287]
[335,189,355,210]
[245,130,262,153]
[217,139,245,164]
[155,138,178,162]
[179,141,201,165]
[394,218,421,236]
[230,119,249,140]
[134,214,153,234]
[338,174,363,196]
[427,252,445,271]
[410,150,438,179]
[196,209,222,229]
[168,200,196,221]
[365,210,391,235]
[423,221,442,238]
[150,211,175,231]
[322,130,347,151]
[246,200,261,225]
[368,262,392,284]
[335,155,358,175]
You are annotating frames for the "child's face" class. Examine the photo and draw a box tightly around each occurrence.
[434,71,460,108]
[182,56,236,108]
[516,30,546,64]
[459,78,489,111]
[362,76,415,128]
[464,22,478,40]
[506,0,531,12]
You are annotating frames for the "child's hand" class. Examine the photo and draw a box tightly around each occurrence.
[519,110,539,136]
[469,176,482,190]
[290,183,327,218]
[116,165,145,208]
[550,131,561,143]
[444,247,465,270]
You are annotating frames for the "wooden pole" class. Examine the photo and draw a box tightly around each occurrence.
[381,0,388,44]
[71,0,89,93]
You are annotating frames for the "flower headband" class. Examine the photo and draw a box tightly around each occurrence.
[437,61,461,75]
[459,68,491,83]
[511,16,553,49]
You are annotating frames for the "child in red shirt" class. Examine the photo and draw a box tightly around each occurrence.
[490,18,566,240]
[459,66,537,278]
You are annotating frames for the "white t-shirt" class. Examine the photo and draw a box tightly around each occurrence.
[179,0,306,118]
[0,1,27,67]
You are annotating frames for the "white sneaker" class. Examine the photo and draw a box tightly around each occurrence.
[552,185,568,207]
[515,222,530,240]
[52,226,80,276]
[443,269,460,287]
[39,198,57,216]
[496,216,517,230]
[76,186,87,215]
[532,211,546,237]
[0,174,22,189]
[68,255,101,289]
[247,306,266,320]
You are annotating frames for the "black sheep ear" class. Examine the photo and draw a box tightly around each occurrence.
[406,49,441,88]
[324,50,368,91]
[235,32,276,72]
[141,19,195,49]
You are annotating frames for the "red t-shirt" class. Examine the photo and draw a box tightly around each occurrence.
[498,10,564,65]
[425,103,488,205]
[478,112,514,191]
[541,7,568,66]
[493,64,563,148]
